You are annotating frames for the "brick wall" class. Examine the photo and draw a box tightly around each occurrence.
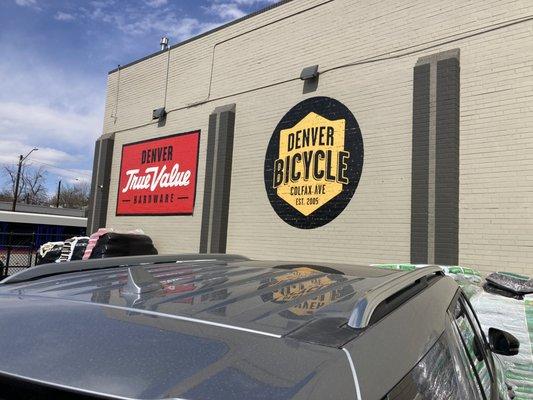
[459,18,533,275]
[101,0,533,275]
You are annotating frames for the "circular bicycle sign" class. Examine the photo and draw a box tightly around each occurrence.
[264,96,364,229]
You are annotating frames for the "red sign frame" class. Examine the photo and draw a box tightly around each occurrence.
[116,131,200,216]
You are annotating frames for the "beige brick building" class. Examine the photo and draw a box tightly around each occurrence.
[88,0,533,275]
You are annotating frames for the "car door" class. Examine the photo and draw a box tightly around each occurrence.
[449,291,509,400]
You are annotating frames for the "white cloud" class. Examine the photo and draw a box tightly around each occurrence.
[86,4,221,42]
[205,3,246,20]
[14,0,37,7]
[0,101,101,148]
[145,0,167,7]
[0,48,104,114]
[229,0,278,4]
[0,140,76,166]
[42,165,92,183]
[204,0,280,24]
[82,0,279,45]
[210,0,279,7]
[0,47,103,190]
[55,11,75,21]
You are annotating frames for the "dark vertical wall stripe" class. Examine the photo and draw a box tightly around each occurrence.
[87,135,114,234]
[435,58,460,265]
[200,113,218,253]
[87,140,101,234]
[97,136,114,231]
[210,110,235,253]
[200,104,236,254]
[410,63,430,263]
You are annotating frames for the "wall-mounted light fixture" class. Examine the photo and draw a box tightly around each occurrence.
[300,65,319,81]
[152,107,166,120]
[300,65,319,94]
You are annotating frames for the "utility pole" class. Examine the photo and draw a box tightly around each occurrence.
[11,148,38,212]
[56,180,62,208]
[11,155,23,211]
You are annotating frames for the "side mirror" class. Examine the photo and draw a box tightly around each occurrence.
[488,328,520,356]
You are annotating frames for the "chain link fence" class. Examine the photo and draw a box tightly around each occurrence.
[0,232,74,278]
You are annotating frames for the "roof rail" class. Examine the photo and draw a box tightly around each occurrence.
[0,254,249,284]
[348,266,444,329]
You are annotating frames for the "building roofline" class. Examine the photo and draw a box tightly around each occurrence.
[0,210,87,228]
[108,0,293,75]
[0,201,85,218]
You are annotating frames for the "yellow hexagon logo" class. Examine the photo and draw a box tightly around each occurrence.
[265,97,364,229]
[273,112,348,216]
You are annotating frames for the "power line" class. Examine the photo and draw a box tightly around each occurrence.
[109,13,533,136]
[320,14,533,76]
[25,159,92,178]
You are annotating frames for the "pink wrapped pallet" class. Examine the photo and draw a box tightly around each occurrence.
[82,228,113,260]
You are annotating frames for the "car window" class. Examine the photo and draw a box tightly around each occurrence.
[449,321,485,400]
[384,327,480,400]
[451,297,492,399]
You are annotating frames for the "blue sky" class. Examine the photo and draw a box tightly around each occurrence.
[0,0,277,191]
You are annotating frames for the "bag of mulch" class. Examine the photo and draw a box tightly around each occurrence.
[470,293,533,397]
[89,232,158,259]
[442,266,483,285]
[71,238,89,261]
[36,245,63,265]
[483,282,524,300]
[485,272,533,298]
[83,228,113,260]
[36,242,64,265]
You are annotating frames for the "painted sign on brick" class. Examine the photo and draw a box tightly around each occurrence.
[264,97,363,228]
[116,131,200,216]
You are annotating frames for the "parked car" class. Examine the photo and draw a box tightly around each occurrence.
[0,254,519,399]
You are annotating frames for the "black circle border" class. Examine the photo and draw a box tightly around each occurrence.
[264,96,364,229]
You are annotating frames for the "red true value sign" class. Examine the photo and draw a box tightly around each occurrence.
[116,131,200,216]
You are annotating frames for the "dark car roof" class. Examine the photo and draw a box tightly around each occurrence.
[0,256,458,399]
[0,257,400,337]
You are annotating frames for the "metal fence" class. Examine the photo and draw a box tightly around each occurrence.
[0,232,73,277]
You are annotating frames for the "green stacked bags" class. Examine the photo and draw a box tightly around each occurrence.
[372,263,417,271]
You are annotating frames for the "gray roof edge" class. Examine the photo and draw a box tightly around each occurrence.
[0,202,85,217]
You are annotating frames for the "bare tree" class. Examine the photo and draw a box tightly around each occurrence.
[1,163,27,201]
[0,188,12,202]
[1,163,90,209]
[50,181,90,209]
[22,167,48,205]
[0,163,48,205]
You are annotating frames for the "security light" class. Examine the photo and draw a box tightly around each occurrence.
[152,107,166,120]
[300,65,319,80]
